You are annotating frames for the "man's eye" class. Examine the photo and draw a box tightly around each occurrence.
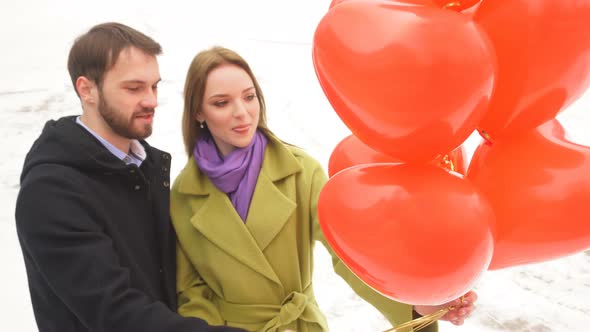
[127,87,140,92]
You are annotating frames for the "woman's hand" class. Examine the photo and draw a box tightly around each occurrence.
[413,290,477,326]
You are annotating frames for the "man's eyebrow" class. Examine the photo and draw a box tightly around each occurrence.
[121,78,162,85]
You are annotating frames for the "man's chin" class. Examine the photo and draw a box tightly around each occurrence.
[130,124,152,140]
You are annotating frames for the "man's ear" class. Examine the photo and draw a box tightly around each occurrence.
[76,76,97,104]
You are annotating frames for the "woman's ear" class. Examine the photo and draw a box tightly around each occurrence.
[195,112,204,123]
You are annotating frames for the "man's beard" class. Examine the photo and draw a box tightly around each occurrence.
[98,91,154,140]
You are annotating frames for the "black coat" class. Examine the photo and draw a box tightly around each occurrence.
[15,116,243,332]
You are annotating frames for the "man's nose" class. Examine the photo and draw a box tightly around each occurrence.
[141,89,158,108]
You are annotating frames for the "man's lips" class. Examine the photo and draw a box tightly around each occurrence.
[135,112,154,120]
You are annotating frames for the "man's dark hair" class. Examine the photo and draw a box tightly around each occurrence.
[67,22,162,96]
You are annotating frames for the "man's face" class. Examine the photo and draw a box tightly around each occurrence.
[98,47,161,140]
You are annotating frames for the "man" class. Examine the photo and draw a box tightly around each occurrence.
[15,22,244,332]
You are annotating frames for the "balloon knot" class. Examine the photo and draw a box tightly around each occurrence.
[480,130,494,145]
[443,1,462,9]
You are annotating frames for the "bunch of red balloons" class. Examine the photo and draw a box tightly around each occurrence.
[314,0,590,305]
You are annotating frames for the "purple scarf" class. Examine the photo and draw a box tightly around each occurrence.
[193,131,267,222]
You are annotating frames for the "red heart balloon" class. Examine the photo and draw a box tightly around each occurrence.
[330,0,480,12]
[328,134,468,176]
[318,164,495,305]
[328,135,399,177]
[313,0,495,163]
[467,119,590,270]
[474,0,590,140]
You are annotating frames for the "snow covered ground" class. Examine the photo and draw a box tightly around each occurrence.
[1,1,589,331]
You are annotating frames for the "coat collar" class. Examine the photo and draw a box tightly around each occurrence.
[176,133,302,285]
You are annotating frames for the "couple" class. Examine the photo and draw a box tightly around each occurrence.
[15,22,476,332]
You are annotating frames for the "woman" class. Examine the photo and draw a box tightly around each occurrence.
[171,46,475,332]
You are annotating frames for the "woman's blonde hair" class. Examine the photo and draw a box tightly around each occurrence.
[182,46,274,157]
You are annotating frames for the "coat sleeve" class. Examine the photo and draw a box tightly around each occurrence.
[15,165,243,332]
[177,244,225,326]
[308,162,437,331]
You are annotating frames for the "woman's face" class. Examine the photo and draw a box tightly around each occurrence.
[198,63,260,156]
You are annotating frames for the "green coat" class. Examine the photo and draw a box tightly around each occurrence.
[171,134,437,332]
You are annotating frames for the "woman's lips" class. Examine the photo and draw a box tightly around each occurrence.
[233,124,250,133]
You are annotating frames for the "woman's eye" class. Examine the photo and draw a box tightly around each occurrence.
[214,101,228,107]
[245,94,257,101]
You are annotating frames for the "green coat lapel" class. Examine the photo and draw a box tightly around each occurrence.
[188,187,282,285]
[246,136,303,251]
[245,169,296,251]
